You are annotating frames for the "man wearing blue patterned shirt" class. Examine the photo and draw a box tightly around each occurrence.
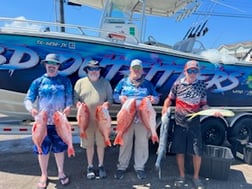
[113,59,159,180]
[24,53,73,188]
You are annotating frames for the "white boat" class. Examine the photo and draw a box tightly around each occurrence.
[1,0,252,144]
[0,0,209,119]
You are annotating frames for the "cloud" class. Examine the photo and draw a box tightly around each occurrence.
[1,16,42,32]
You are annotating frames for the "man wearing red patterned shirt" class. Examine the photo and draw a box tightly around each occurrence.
[162,60,210,189]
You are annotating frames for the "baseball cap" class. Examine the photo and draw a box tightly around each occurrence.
[130,59,143,68]
[184,60,199,70]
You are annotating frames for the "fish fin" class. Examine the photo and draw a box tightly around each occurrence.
[68,147,75,158]
[80,132,87,139]
[32,123,37,132]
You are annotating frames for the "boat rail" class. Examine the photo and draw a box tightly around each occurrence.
[0,17,139,44]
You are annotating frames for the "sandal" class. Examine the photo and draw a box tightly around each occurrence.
[59,176,70,186]
[37,178,48,189]
[174,177,185,187]
[192,178,205,189]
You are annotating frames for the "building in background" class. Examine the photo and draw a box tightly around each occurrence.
[218,41,252,61]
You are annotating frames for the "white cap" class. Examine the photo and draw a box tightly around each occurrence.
[130,59,143,67]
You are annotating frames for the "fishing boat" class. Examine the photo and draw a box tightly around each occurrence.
[1,0,252,145]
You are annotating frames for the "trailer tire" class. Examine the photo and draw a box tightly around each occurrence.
[227,117,252,144]
[201,118,226,146]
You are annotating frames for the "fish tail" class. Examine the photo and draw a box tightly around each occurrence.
[152,135,159,144]
[68,147,75,158]
[113,135,124,146]
[105,139,112,147]
[37,146,43,154]
[187,114,196,120]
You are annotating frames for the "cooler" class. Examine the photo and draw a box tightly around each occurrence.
[186,145,234,180]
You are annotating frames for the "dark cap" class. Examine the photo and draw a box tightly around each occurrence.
[83,60,103,72]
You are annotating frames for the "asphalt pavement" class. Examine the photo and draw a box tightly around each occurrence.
[0,135,252,189]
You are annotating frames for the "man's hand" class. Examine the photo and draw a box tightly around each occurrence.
[119,96,128,104]
[161,107,168,116]
[147,95,156,104]
[214,111,223,117]
[102,101,110,109]
[63,106,71,116]
[31,108,39,117]
[76,101,82,109]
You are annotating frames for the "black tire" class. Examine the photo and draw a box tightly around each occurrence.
[227,117,252,144]
[201,118,226,146]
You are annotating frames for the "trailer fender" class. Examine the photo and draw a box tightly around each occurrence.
[200,116,227,146]
[228,113,252,128]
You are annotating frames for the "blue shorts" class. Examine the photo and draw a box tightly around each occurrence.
[170,119,203,156]
[33,125,67,155]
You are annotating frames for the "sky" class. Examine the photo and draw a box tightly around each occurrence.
[0,0,251,49]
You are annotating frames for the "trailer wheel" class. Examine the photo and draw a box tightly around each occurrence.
[201,118,226,146]
[227,117,252,144]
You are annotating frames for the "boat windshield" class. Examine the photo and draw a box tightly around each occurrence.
[103,0,139,23]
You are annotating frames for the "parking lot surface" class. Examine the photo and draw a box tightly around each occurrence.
[0,135,252,189]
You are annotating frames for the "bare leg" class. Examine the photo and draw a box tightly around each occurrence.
[54,152,66,178]
[37,154,49,187]
[97,146,104,166]
[55,152,69,184]
[192,155,201,179]
[97,146,107,178]
[86,146,94,167]
[176,153,185,178]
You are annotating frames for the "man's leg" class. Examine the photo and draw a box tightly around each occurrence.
[192,155,201,179]
[37,154,50,187]
[176,153,185,178]
[55,152,69,185]
[54,152,67,178]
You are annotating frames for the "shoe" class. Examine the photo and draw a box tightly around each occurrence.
[192,178,205,189]
[59,176,70,186]
[136,170,146,180]
[86,166,96,180]
[114,169,125,180]
[174,177,185,187]
[98,166,107,179]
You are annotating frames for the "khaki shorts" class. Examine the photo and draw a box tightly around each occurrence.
[80,119,105,148]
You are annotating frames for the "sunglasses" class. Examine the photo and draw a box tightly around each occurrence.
[132,65,142,70]
[45,61,60,65]
[187,69,199,74]
[87,67,100,71]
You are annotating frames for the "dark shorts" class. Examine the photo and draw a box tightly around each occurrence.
[170,120,203,156]
[33,125,67,155]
